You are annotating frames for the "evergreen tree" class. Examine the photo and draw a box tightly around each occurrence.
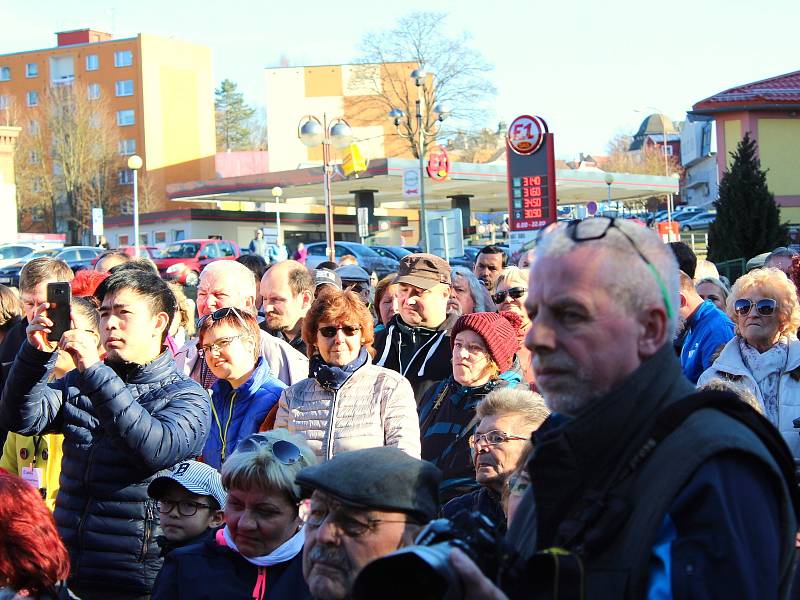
[215,79,256,151]
[707,132,789,262]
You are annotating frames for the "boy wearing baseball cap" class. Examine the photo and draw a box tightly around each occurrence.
[148,460,226,556]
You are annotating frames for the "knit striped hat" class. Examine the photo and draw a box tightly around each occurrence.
[451,311,523,373]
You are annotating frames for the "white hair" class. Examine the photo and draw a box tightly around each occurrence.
[200,260,257,299]
[496,266,528,289]
[535,219,680,338]
[475,388,550,432]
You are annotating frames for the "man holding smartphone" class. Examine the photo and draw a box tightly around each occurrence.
[0,269,211,600]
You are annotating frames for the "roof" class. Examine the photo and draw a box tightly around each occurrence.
[693,69,800,113]
[629,114,678,150]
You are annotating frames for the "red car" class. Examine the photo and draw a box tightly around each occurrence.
[154,239,240,286]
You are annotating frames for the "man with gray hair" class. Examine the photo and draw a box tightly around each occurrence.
[174,260,308,387]
[765,246,797,276]
[450,217,799,599]
[441,388,549,532]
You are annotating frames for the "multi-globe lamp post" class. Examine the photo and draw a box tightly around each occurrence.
[388,66,448,253]
[127,154,143,257]
[298,115,353,262]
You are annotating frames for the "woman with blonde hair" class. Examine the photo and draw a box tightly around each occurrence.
[275,289,420,461]
[493,266,534,384]
[698,267,800,458]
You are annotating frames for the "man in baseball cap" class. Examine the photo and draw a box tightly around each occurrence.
[374,253,458,403]
[298,446,442,600]
[148,460,226,557]
[314,268,343,297]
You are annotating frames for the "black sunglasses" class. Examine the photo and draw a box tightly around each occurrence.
[492,287,527,305]
[734,298,777,317]
[238,435,306,466]
[319,325,361,338]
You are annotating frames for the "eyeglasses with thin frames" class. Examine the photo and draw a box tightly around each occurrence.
[302,498,414,538]
[468,429,529,449]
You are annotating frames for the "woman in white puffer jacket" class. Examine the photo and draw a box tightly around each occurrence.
[274,289,420,461]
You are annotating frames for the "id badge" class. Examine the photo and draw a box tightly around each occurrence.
[21,465,44,489]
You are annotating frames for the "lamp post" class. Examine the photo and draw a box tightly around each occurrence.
[298,115,353,262]
[127,154,143,257]
[271,186,283,245]
[388,67,448,253]
[604,172,614,207]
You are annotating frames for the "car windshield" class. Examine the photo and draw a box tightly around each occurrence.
[0,246,31,260]
[28,249,59,259]
[163,242,200,258]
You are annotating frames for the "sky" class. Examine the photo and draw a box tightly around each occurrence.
[2,0,798,160]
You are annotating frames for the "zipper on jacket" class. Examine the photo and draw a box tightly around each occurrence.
[325,389,338,461]
[138,500,155,562]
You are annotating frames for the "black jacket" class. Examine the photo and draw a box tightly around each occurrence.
[0,343,211,595]
[151,533,311,600]
[442,486,506,535]
[373,312,459,403]
[0,317,26,448]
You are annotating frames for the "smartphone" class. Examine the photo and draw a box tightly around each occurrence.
[46,282,72,342]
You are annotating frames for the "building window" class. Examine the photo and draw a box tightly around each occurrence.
[119,139,136,155]
[114,50,133,67]
[0,95,9,110]
[116,109,135,126]
[118,169,134,185]
[27,120,39,134]
[0,66,9,81]
[31,207,45,222]
[25,63,38,78]
[118,234,130,245]
[173,229,185,242]
[86,54,99,71]
[115,80,133,97]
[26,91,39,107]
[29,150,40,164]
[120,199,134,215]
[87,83,100,100]
[154,231,167,244]
[32,177,43,193]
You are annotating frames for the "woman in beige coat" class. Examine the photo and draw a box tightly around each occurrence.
[274,289,420,461]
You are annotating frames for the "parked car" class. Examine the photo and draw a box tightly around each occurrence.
[153,239,240,286]
[0,246,104,288]
[449,246,481,269]
[0,244,43,270]
[655,206,705,223]
[370,245,414,262]
[90,245,160,267]
[681,212,716,231]
[304,242,399,278]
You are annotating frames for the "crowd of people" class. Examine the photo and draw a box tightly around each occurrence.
[0,225,799,599]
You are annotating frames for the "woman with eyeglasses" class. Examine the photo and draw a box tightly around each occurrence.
[198,307,287,470]
[419,311,523,503]
[698,267,800,458]
[152,430,316,600]
[274,289,420,461]
[492,266,534,385]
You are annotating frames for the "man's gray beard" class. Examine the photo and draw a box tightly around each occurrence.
[542,391,594,416]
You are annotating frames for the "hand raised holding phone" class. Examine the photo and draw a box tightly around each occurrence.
[25,302,58,352]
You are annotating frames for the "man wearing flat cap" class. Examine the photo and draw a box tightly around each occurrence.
[298,446,442,600]
[374,253,458,403]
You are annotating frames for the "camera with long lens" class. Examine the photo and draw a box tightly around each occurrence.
[352,510,514,600]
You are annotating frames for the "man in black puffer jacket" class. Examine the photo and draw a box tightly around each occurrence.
[0,269,211,600]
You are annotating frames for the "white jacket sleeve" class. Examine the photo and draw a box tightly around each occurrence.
[381,375,421,459]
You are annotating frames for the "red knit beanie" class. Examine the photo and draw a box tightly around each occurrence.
[450,311,522,373]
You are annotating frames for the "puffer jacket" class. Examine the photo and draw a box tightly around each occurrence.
[274,360,421,461]
[697,335,800,459]
[0,343,211,596]
[202,357,286,470]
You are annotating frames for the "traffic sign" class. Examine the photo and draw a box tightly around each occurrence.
[403,169,420,197]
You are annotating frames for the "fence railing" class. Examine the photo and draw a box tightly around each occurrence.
[715,258,747,284]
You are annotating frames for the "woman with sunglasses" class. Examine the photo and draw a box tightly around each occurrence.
[698,267,800,458]
[198,307,287,470]
[275,289,420,461]
[492,266,534,384]
[152,430,316,600]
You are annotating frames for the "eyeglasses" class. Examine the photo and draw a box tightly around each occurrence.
[468,429,529,448]
[236,435,307,467]
[200,335,246,354]
[492,287,527,305]
[318,324,361,338]
[556,218,675,319]
[157,499,215,517]
[302,499,413,538]
[734,298,777,317]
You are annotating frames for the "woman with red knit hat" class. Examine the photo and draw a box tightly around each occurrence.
[419,311,524,503]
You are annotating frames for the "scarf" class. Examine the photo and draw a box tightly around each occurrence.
[309,346,369,391]
[738,335,791,425]
[217,525,305,566]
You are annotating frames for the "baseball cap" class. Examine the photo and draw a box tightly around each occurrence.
[315,268,343,290]
[148,460,226,508]
[336,264,371,284]
[393,253,451,290]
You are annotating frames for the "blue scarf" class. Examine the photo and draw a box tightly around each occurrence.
[309,347,369,391]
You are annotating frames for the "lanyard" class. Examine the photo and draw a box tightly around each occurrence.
[31,435,43,466]
[211,391,236,463]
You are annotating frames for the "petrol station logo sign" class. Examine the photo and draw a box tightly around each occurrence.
[426,145,450,181]
[507,115,548,156]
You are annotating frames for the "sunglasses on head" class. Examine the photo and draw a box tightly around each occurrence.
[319,325,361,338]
[492,287,527,305]
[238,435,306,466]
[734,298,777,317]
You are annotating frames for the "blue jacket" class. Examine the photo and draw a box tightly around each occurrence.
[680,300,734,383]
[202,357,286,470]
[0,343,210,595]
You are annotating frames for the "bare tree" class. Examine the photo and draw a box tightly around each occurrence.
[13,85,123,242]
[352,12,495,159]
[603,133,682,176]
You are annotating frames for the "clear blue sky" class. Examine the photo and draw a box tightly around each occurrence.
[2,0,798,159]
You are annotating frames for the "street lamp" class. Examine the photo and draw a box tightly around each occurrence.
[298,115,353,262]
[388,66,448,253]
[127,154,143,257]
[271,186,283,245]
[604,172,614,206]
